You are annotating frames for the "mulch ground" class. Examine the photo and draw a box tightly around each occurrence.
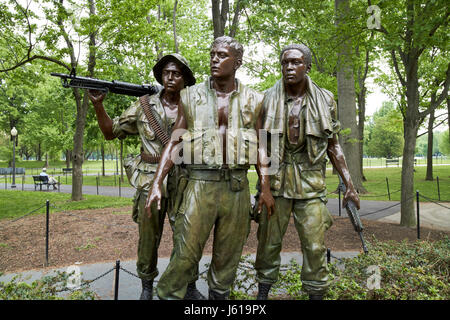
[1,206,449,274]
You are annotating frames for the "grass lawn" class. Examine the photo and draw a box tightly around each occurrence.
[0,190,132,220]
[247,165,450,202]
[1,164,448,221]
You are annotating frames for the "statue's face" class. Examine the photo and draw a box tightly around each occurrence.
[162,61,185,93]
[281,49,307,86]
[210,43,241,79]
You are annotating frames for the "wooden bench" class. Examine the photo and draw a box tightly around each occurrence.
[33,175,50,191]
[62,168,73,175]
[386,159,399,167]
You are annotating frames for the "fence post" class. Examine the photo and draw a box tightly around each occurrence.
[436,176,441,201]
[327,248,331,264]
[45,200,50,267]
[338,188,341,217]
[22,175,25,191]
[4,175,6,189]
[96,176,99,195]
[114,260,120,300]
[386,177,391,201]
[416,190,420,240]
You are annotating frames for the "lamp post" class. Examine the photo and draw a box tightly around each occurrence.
[11,127,17,189]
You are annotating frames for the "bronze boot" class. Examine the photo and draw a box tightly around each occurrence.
[139,279,153,300]
[256,283,272,300]
[184,282,206,300]
[208,289,230,300]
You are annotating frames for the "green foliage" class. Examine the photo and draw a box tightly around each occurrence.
[438,130,450,156]
[0,271,96,300]
[365,101,404,158]
[327,237,450,300]
[229,237,450,300]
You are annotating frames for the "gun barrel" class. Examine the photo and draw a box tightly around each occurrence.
[50,73,160,97]
[359,232,369,254]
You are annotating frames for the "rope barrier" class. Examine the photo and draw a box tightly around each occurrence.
[418,194,450,210]
[0,204,47,230]
[57,266,116,293]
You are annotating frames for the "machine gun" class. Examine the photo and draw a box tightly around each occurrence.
[51,71,160,97]
[338,175,368,254]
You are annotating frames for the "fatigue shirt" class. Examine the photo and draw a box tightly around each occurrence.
[262,77,340,200]
[180,77,263,170]
[112,91,176,194]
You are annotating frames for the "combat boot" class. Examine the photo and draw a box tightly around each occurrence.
[184,282,206,300]
[256,282,272,300]
[139,279,153,300]
[208,289,230,300]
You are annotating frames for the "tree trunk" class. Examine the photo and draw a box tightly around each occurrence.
[211,0,228,38]
[71,0,97,201]
[172,0,179,53]
[425,109,435,180]
[37,143,41,161]
[65,150,71,168]
[334,0,367,193]
[400,64,420,227]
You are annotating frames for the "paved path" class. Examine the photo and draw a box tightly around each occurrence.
[0,251,360,300]
[2,181,448,301]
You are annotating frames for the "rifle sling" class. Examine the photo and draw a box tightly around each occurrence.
[139,95,170,146]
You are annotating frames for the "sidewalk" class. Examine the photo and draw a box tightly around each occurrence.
[0,251,360,300]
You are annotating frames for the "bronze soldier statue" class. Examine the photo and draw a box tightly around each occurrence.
[146,36,274,300]
[88,53,204,300]
[255,44,360,300]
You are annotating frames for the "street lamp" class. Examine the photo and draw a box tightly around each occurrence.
[11,126,17,189]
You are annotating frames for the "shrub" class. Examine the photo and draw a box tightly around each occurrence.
[229,236,449,300]
[0,271,97,300]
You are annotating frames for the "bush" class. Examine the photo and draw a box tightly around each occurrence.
[229,236,450,300]
[0,271,97,300]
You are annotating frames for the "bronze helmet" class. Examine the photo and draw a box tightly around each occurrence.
[152,53,196,87]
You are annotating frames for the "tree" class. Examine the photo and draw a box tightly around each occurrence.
[365,101,404,159]
[335,0,368,193]
[371,0,449,226]
[211,0,242,38]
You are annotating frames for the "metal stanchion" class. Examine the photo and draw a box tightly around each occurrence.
[338,188,341,217]
[436,176,441,201]
[45,200,50,267]
[386,177,391,201]
[416,190,420,239]
[114,260,120,300]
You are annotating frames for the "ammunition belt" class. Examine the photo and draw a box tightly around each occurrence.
[140,152,161,164]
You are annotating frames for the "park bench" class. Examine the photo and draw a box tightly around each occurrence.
[386,159,399,167]
[62,168,73,175]
[33,175,50,191]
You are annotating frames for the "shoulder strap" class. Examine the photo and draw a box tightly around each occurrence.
[139,95,170,146]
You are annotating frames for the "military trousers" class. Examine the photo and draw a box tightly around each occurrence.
[255,196,333,295]
[133,189,168,280]
[156,174,251,300]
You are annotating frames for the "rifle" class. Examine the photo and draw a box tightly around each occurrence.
[51,71,161,97]
[338,175,368,254]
